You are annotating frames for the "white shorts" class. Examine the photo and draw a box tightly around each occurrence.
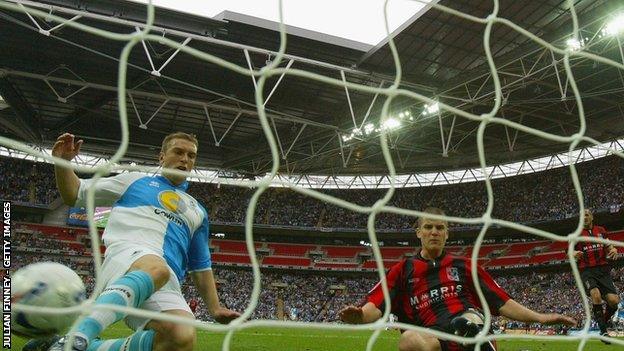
[100,245,193,330]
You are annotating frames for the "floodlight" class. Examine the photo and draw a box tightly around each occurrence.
[363,123,375,135]
[565,38,583,51]
[424,102,439,115]
[604,13,624,36]
[382,118,401,130]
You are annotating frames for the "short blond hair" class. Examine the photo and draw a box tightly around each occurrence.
[161,132,198,153]
[417,207,447,228]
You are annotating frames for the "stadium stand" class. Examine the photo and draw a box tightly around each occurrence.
[0,157,58,206]
[13,221,624,271]
[268,243,317,256]
[5,154,624,332]
[321,245,368,258]
[11,219,624,331]
[262,256,311,267]
[3,155,623,230]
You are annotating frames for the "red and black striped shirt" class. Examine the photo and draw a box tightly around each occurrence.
[367,251,510,331]
[188,298,198,313]
[575,225,610,270]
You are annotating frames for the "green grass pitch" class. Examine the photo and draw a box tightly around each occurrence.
[12,323,621,350]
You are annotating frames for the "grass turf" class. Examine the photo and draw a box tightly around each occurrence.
[11,323,621,350]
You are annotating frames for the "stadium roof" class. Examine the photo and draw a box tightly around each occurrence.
[0,0,623,180]
[128,0,436,49]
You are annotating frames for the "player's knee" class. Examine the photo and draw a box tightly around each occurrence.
[133,263,169,289]
[589,290,602,303]
[398,331,438,351]
[398,331,416,351]
[170,324,196,351]
[155,323,196,351]
[129,255,171,288]
[398,337,414,351]
[148,264,170,287]
[607,294,620,306]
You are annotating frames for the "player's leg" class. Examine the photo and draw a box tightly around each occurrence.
[398,330,442,351]
[584,270,609,334]
[22,336,62,351]
[589,287,607,329]
[85,277,197,351]
[49,252,170,350]
[77,255,169,340]
[450,310,496,351]
[86,310,195,351]
[598,270,621,327]
[588,285,612,344]
[604,293,620,324]
[148,310,196,351]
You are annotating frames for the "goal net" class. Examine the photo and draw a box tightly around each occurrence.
[3,0,624,350]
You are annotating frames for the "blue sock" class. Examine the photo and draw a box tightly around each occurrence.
[87,330,155,351]
[77,271,155,341]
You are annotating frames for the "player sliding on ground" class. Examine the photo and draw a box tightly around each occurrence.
[339,207,577,351]
[24,132,240,351]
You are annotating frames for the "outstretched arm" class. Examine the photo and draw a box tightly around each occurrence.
[191,269,240,324]
[52,133,83,206]
[499,299,576,326]
[339,302,382,324]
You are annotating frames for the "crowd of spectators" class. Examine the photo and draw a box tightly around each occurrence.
[2,155,622,230]
[495,266,624,330]
[0,156,58,205]
[169,265,624,329]
[13,237,624,331]
[13,252,93,274]
[185,266,624,329]
[190,155,624,230]
[179,269,376,323]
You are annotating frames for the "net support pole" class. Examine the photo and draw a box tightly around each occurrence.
[359,80,385,129]
[154,37,192,77]
[283,124,307,160]
[550,50,566,100]
[203,105,220,146]
[216,111,243,147]
[340,70,358,129]
[263,59,295,107]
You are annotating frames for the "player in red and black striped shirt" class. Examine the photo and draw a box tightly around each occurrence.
[188,298,199,314]
[340,207,576,351]
[574,209,620,342]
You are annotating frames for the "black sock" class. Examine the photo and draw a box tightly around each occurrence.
[605,304,618,323]
[438,340,458,351]
[593,303,607,333]
[439,340,450,351]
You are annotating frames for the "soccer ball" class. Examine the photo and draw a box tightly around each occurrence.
[11,262,86,338]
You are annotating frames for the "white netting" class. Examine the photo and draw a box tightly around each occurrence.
[4,0,624,350]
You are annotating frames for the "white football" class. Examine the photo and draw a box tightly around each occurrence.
[11,262,86,338]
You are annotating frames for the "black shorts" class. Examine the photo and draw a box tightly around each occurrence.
[581,266,617,295]
[410,326,494,351]
[426,311,497,351]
